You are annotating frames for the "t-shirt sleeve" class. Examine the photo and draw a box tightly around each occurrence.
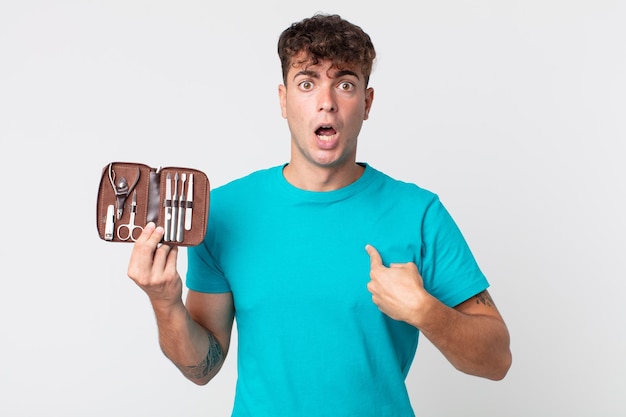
[186,237,232,293]
[419,196,489,307]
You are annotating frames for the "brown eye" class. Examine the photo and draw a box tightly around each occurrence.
[299,81,313,90]
[339,82,354,91]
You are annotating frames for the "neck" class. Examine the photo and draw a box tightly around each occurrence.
[283,162,364,192]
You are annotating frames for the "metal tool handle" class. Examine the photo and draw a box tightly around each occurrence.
[169,173,179,241]
[164,173,172,242]
[164,206,172,241]
[184,174,194,230]
[176,202,185,242]
[105,205,115,241]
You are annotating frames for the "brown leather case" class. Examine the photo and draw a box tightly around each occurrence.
[96,162,210,246]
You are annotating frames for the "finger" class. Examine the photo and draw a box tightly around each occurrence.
[365,244,383,268]
[164,245,179,275]
[150,225,166,245]
[134,221,157,244]
[153,243,177,274]
[138,222,166,247]
[128,223,163,279]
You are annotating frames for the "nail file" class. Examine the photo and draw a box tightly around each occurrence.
[169,172,179,241]
[176,173,186,242]
[184,173,194,230]
[164,173,172,242]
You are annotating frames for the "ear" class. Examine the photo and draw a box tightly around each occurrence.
[363,87,374,120]
[278,84,288,119]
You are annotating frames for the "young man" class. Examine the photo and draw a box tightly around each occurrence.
[128,13,511,416]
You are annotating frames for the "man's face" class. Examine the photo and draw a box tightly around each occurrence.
[279,56,374,172]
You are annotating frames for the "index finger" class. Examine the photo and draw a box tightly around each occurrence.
[128,222,165,276]
[134,222,164,246]
[129,222,164,261]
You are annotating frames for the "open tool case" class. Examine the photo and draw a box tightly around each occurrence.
[96,162,210,246]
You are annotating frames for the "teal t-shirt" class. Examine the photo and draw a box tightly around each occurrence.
[187,164,488,417]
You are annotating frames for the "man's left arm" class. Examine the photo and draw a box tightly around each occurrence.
[366,245,512,381]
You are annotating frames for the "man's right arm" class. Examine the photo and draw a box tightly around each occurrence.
[153,291,234,385]
[128,223,235,385]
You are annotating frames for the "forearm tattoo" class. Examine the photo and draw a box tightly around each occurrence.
[180,333,223,380]
[475,291,495,307]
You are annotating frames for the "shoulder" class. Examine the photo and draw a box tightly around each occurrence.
[212,165,283,196]
[365,164,438,204]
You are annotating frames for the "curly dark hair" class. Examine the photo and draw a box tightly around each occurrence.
[277,14,376,86]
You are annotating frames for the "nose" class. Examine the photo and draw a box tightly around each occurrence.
[318,88,337,112]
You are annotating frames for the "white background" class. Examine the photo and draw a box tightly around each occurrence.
[1,1,624,416]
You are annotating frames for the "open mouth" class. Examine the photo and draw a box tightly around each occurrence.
[315,125,337,141]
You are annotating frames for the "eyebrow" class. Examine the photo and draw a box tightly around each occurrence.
[292,69,319,82]
[291,68,361,82]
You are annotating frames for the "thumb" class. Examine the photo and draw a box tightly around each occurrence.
[365,244,384,268]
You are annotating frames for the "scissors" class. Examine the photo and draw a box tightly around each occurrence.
[117,190,143,241]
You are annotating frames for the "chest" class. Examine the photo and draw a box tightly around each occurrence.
[217,200,422,317]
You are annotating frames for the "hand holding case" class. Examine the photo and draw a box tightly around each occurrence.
[96,162,210,246]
